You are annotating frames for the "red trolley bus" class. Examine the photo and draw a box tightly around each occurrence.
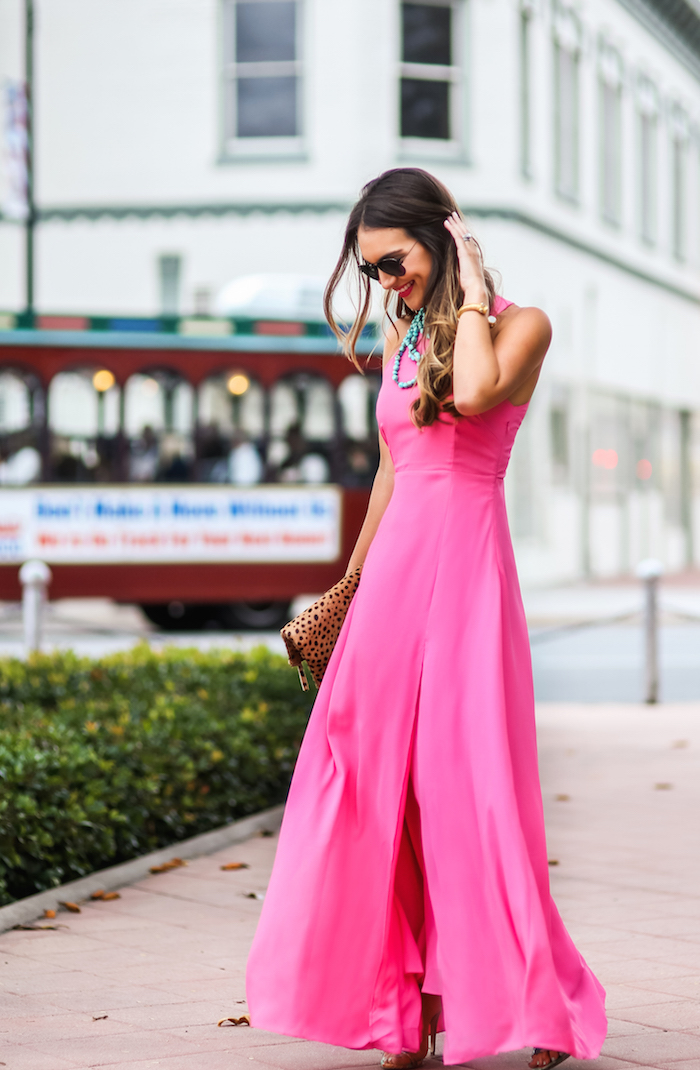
[0,312,380,629]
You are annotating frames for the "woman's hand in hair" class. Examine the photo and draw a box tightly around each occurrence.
[443,211,488,305]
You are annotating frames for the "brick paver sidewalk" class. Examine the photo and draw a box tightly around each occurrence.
[2,703,699,1070]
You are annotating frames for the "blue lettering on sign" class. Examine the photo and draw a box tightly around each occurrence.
[32,491,335,526]
[95,501,144,518]
[229,502,299,518]
[36,501,71,518]
[172,501,218,517]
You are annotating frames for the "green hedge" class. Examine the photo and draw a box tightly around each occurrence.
[0,644,313,906]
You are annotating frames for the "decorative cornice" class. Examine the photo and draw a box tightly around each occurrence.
[471,206,700,306]
[2,201,698,307]
[30,200,351,223]
[615,0,700,83]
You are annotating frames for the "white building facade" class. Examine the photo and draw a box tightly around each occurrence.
[1,0,700,585]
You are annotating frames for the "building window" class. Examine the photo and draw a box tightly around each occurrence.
[553,6,581,202]
[222,0,301,153]
[158,255,182,316]
[599,42,623,226]
[509,417,540,539]
[670,107,688,262]
[550,401,570,482]
[400,1,460,144]
[637,77,658,245]
[671,136,686,260]
[519,2,534,178]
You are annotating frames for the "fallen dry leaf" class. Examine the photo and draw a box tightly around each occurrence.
[548,859,560,866]
[101,892,120,900]
[90,890,106,900]
[44,909,56,919]
[13,924,66,931]
[149,858,188,874]
[218,1014,251,1027]
[220,862,250,871]
[60,901,81,913]
[555,794,570,802]
[259,829,274,837]
[92,1014,109,1021]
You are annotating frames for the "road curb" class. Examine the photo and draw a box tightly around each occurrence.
[0,803,284,932]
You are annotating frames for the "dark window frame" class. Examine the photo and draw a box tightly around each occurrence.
[670,106,689,262]
[552,5,582,205]
[399,0,463,153]
[221,0,303,157]
[553,39,580,203]
[636,76,659,247]
[519,2,534,179]
[598,41,624,228]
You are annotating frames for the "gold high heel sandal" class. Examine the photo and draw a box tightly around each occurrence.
[380,1010,439,1069]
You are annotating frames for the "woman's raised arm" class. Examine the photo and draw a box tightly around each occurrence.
[443,212,551,415]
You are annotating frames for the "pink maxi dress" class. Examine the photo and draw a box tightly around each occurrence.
[246,297,607,1063]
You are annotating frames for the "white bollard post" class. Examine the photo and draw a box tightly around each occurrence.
[19,559,52,655]
[635,558,664,705]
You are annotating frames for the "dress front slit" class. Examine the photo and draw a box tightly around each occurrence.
[397,764,442,998]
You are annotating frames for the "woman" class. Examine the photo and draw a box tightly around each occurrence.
[246,169,606,1069]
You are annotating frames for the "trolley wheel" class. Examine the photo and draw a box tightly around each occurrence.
[219,600,292,631]
[140,602,216,631]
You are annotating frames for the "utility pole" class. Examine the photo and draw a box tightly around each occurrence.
[24,0,36,323]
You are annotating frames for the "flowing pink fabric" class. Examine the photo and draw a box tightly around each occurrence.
[246,296,607,1063]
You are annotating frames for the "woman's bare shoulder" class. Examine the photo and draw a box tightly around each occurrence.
[493,303,551,347]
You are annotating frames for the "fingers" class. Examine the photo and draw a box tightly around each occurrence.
[444,210,468,235]
[443,211,466,242]
[443,211,479,259]
[443,212,486,297]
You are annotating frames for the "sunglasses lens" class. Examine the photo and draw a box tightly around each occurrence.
[359,263,379,280]
[378,259,406,277]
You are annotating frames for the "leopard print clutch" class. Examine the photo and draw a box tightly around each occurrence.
[280,567,362,691]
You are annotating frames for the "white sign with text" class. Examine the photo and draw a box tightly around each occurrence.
[0,486,342,564]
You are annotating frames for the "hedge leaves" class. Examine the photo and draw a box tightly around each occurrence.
[0,643,313,905]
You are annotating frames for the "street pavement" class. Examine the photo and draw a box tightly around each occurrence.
[0,599,289,660]
[2,702,700,1070]
[527,581,700,702]
[2,585,700,701]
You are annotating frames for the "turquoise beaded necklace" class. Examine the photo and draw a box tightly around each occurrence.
[392,307,425,389]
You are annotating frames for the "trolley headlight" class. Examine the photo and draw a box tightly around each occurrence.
[93,369,116,392]
[227,372,250,396]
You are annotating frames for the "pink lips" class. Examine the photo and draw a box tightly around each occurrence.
[397,281,414,298]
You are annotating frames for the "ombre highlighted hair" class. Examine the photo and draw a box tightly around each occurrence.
[323,168,497,428]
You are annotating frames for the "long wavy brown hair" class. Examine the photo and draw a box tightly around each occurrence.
[323,168,497,428]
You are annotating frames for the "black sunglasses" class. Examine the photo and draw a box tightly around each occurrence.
[359,241,417,281]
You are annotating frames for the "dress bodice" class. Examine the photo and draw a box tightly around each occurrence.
[376,297,528,482]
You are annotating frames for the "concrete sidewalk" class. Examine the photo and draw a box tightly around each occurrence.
[2,703,700,1070]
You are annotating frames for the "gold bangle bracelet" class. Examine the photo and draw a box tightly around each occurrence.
[457,302,490,318]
